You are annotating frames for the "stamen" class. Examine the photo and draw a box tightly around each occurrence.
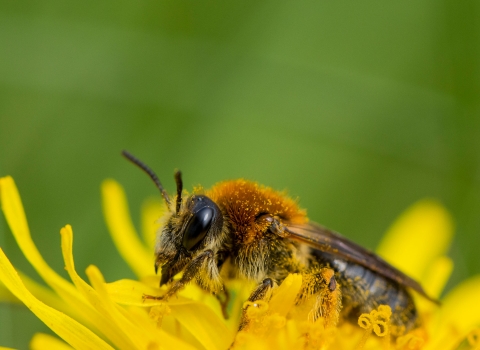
[356,305,392,350]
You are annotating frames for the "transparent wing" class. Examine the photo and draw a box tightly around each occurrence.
[285,221,438,303]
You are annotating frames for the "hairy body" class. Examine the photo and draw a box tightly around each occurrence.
[154,179,418,331]
[122,147,426,334]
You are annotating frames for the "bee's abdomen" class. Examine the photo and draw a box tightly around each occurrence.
[319,255,418,333]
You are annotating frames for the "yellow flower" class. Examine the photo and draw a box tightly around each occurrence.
[0,175,479,349]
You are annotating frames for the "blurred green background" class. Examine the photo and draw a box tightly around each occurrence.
[1,1,479,348]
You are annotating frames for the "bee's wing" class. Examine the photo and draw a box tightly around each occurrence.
[285,222,439,304]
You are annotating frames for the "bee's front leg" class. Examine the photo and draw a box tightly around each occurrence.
[144,249,221,301]
[238,278,274,331]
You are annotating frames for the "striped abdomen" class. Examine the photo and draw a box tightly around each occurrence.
[316,253,418,332]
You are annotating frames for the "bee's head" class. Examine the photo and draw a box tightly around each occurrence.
[155,194,224,285]
[121,150,224,286]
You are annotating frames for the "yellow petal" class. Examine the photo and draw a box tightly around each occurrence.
[141,198,165,251]
[0,177,68,289]
[105,279,197,307]
[440,275,480,334]
[415,256,453,318]
[0,248,113,350]
[86,264,158,349]
[60,225,140,349]
[101,179,152,278]
[1,177,136,345]
[376,199,454,281]
[0,347,16,350]
[268,274,302,317]
[123,306,196,350]
[30,333,73,350]
[422,256,453,299]
[171,302,234,350]
[106,279,161,306]
[224,279,256,330]
[86,265,193,350]
[0,279,19,303]
[19,271,71,313]
[425,275,480,350]
[128,307,197,350]
[0,177,101,330]
[236,275,303,348]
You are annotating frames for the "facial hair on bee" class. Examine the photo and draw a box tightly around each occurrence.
[122,150,434,335]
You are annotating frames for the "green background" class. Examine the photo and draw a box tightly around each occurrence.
[1,1,479,348]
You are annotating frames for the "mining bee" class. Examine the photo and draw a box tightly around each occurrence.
[122,150,436,334]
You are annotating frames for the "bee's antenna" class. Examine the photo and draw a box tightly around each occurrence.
[174,170,183,215]
[122,150,172,209]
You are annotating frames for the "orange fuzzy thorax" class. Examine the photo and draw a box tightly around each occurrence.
[206,179,307,244]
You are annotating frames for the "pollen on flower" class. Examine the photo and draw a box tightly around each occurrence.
[298,319,337,350]
[244,300,269,319]
[231,330,251,349]
[149,303,171,324]
[269,313,286,329]
[236,298,289,346]
[357,305,392,349]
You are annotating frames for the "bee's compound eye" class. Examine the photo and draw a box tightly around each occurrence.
[183,207,214,250]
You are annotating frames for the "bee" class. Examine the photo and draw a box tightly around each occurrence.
[122,150,436,334]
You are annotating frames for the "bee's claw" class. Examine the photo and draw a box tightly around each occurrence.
[142,293,165,302]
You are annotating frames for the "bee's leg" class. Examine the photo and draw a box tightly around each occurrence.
[144,249,220,301]
[238,278,274,331]
[296,267,342,328]
[214,255,230,319]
